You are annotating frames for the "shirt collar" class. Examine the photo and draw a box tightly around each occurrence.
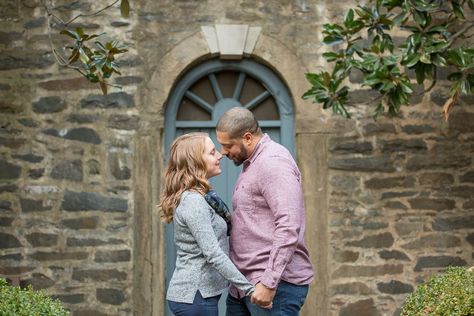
[243,134,270,168]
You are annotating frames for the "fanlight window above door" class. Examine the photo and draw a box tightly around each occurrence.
[176,70,280,121]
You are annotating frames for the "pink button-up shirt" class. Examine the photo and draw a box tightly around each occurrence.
[229,134,314,298]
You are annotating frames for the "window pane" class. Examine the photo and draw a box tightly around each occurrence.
[216,71,239,98]
[240,75,279,120]
[189,76,216,105]
[177,97,212,121]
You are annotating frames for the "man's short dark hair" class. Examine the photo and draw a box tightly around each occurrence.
[216,107,262,139]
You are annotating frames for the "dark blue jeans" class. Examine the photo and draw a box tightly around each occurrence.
[168,291,221,316]
[226,280,309,316]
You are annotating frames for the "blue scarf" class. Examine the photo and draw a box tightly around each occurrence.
[204,190,232,236]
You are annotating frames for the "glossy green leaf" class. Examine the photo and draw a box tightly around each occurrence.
[446,50,463,67]
[379,16,393,27]
[60,29,80,40]
[95,41,107,52]
[322,52,340,62]
[76,27,84,38]
[381,81,395,91]
[392,10,407,25]
[344,9,355,28]
[400,81,413,93]
[111,65,122,75]
[364,78,382,86]
[411,32,422,48]
[92,57,106,70]
[305,73,324,87]
[415,64,426,83]
[432,54,447,67]
[404,54,420,68]
[121,0,130,18]
[413,10,426,26]
[348,21,365,32]
[109,47,128,55]
[323,99,333,109]
[68,49,79,64]
[78,47,90,64]
[84,34,100,42]
[86,73,99,83]
[420,53,431,64]
[323,35,344,45]
[302,90,315,100]
[469,0,474,10]
[323,23,344,32]
[427,25,447,34]
[323,72,331,86]
[452,1,465,19]
[382,33,394,52]
[402,25,420,32]
[335,85,347,96]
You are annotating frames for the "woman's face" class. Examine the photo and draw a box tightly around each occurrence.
[203,137,223,179]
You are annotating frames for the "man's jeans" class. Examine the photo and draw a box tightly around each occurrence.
[226,281,309,316]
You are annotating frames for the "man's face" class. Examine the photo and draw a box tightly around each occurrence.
[216,131,249,166]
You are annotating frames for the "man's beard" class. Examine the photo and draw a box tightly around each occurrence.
[231,143,248,166]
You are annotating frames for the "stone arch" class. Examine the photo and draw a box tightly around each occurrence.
[143,26,325,120]
[136,25,328,316]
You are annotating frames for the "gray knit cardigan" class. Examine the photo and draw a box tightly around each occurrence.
[166,191,254,303]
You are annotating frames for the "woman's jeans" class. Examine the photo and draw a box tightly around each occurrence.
[168,291,221,316]
[226,280,309,316]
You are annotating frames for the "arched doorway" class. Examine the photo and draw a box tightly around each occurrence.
[164,58,295,314]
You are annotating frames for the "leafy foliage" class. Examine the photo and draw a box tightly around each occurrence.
[401,266,474,316]
[0,278,69,316]
[61,28,128,95]
[44,0,130,94]
[303,0,474,119]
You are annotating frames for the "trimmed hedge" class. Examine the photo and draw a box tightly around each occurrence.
[0,278,69,316]
[401,266,474,316]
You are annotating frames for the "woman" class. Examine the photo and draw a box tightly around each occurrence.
[159,132,254,316]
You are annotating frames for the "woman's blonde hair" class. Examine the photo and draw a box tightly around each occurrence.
[159,132,210,223]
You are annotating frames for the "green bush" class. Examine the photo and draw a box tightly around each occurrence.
[0,278,69,316]
[401,266,474,316]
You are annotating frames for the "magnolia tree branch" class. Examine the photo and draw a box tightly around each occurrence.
[348,92,385,107]
[422,78,437,94]
[417,68,437,96]
[41,0,85,75]
[64,0,121,26]
[34,0,129,95]
[449,21,474,44]
[41,0,121,26]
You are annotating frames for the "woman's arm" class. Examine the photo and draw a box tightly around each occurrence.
[178,192,254,296]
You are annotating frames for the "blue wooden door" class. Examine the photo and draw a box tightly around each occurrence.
[164,59,294,315]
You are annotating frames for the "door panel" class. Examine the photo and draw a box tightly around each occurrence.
[164,59,294,316]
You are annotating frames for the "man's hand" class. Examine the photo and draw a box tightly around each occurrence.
[250,283,276,309]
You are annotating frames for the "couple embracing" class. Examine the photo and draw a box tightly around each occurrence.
[159,107,313,316]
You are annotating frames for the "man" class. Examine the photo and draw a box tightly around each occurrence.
[216,107,314,316]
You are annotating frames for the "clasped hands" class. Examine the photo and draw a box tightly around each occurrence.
[250,283,276,309]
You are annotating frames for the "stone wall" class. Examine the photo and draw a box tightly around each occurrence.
[0,1,473,316]
[325,109,474,315]
[0,1,141,315]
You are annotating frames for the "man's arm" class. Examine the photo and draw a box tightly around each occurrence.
[258,155,304,289]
